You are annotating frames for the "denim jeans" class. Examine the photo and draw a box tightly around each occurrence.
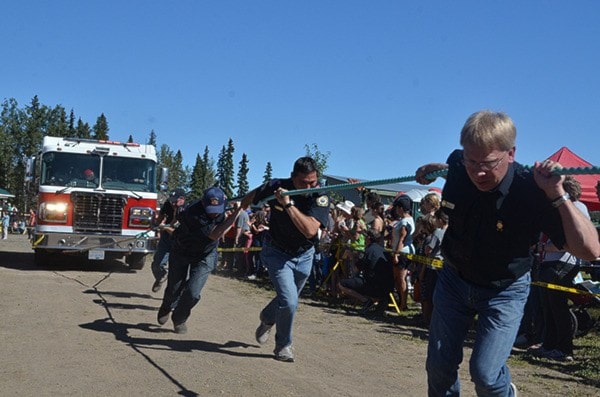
[260,242,315,349]
[426,266,529,397]
[160,249,217,325]
[151,232,172,281]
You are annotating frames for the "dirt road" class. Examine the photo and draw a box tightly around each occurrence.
[0,234,596,396]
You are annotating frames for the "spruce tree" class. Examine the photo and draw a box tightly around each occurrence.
[263,161,273,184]
[76,118,91,138]
[236,153,250,197]
[92,113,109,140]
[67,109,76,136]
[147,130,157,147]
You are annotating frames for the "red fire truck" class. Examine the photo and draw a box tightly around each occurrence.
[26,136,164,268]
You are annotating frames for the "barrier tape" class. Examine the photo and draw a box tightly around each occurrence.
[531,281,600,297]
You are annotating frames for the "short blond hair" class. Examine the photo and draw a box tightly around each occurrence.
[460,110,516,151]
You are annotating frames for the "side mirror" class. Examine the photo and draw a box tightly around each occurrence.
[25,156,35,183]
[159,167,169,191]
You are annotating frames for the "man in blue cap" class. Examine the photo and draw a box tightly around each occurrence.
[157,186,252,334]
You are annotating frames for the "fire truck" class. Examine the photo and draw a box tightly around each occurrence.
[26,136,165,269]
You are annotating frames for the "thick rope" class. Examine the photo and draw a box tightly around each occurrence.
[275,165,600,198]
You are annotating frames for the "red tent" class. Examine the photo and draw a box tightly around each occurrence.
[547,147,600,211]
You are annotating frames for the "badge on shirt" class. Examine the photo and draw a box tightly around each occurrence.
[316,195,329,207]
[441,200,455,210]
[496,220,504,232]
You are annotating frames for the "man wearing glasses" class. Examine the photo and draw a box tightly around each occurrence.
[416,110,600,396]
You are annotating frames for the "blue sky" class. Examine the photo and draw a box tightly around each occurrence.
[2,1,599,189]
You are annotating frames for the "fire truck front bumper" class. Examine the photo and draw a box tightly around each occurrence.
[32,231,158,255]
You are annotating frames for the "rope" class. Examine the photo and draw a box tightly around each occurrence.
[267,164,600,199]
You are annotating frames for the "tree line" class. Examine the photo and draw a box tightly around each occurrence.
[0,96,329,214]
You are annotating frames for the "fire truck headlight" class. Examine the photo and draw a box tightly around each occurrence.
[40,202,68,223]
[129,207,154,228]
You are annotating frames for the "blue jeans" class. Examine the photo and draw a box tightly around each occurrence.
[151,232,172,281]
[260,242,314,349]
[160,250,217,325]
[426,266,529,397]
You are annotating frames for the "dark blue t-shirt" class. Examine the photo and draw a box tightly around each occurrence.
[171,199,225,260]
[253,178,330,253]
[441,149,566,287]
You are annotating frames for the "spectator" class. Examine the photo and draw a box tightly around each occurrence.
[420,210,448,326]
[362,191,381,229]
[27,208,36,240]
[419,192,441,217]
[248,209,269,280]
[390,194,415,311]
[1,211,9,240]
[529,176,590,362]
[338,229,394,315]
[368,201,385,234]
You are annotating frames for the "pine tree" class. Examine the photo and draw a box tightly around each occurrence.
[76,118,91,138]
[67,109,76,136]
[263,161,273,184]
[189,154,205,201]
[236,153,250,197]
[147,130,157,147]
[216,145,226,189]
[222,138,235,198]
[127,134,134,143]
[92,113,109,140]
[47,105,68,137]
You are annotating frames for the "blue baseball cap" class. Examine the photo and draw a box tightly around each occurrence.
[202,187,226,214]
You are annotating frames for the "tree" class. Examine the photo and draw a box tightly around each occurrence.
[147,130,157,147]
[127,134,134,143]
[262,161,273,184]
[67,109,76,136]
[76,118,91,138]
[216,138,235,198]
[92,113,109,140]
[236,153,250,197]
[190,146,215,200]
[304,143,330,179]
[47,105,68,137]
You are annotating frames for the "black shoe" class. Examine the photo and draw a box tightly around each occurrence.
[359,299,375,315]
[174,321,188,334]
[157,306,170,325]
[152,274,167,293]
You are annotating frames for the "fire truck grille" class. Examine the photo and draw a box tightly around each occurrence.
[71,192,126,234]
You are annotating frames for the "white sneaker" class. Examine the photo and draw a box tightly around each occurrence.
[274,345,294,362]
[510,382,518,396]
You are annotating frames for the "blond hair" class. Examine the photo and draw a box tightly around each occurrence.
[460,110,516,151]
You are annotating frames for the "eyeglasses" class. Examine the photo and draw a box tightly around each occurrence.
[462,153,506,172]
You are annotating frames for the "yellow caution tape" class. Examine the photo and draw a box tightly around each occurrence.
[531,281,600,297]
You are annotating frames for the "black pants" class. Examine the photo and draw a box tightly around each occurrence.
[539,261,579,354]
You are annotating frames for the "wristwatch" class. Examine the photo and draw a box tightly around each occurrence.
[284,200,295,209]
[551,193,570,208]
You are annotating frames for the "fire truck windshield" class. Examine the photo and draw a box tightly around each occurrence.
[40,152,157,193]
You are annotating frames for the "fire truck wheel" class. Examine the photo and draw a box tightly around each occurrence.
[126,253,146,270]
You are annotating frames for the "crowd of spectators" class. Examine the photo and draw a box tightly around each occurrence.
[0,202,35,239]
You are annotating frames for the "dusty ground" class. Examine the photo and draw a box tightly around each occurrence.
[0,233,598,396]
